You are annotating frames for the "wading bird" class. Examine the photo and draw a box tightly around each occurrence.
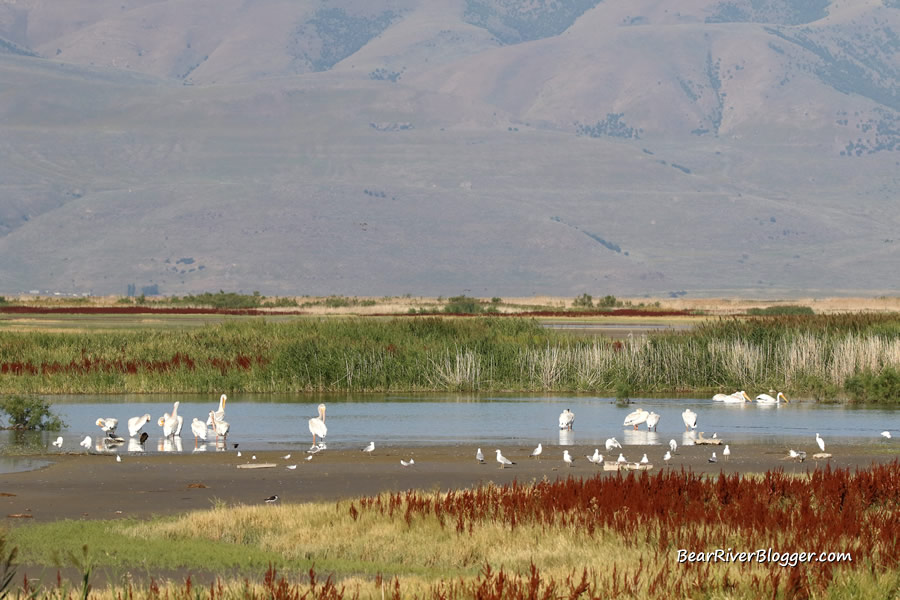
[308,404,327,450]
[362,441,375,453]
[645,411,660,431]
[96,418,118,436]
[264,495,279,504]
[207,394,227,427]
[623,408,650,430]
[709,451,718,463]
[558,409,575,430]
[816,433,826,452]
[210,411,229,443]
[882,431,892,439]
[682,409,698,431]
[586,449,602,464]
[723,445,731,461]
[128,414,152,437]
[605,437,622,451]
[669,439,677,454]
[190,418,208,447]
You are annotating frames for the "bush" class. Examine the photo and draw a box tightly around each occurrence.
[443,295,484,314]
[747,305,815,316]
[0,396,65,430]
[572,293,593,309]
[844,367,900,404]
[597,295,619,308]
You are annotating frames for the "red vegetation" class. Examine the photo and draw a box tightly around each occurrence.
[0,306,304,316]
[0,352,264,376]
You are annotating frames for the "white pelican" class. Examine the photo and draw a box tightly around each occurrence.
[80,435,91,450]
[709,451,717,463]
[723,445,731,461]
[128,414,151,437]
[158,402,180,438]
[52,436,63,448]
[558,408,575,430]
[669,439,677,453]
[96,418,118,435]
[713,391,751,403]
[476,448,485,463]
[640,453,649,465]
[682,409,698,431]
[530,443,543,459]
[495,449,514,468]
[756,392,788,405]
[308,404,327,450]
[816,433,825,452]
[623,408,650,430]
[586,449,602,464]
[209,411,229,442]
[882,431,892,439]
[190,418,208,446]
[663,450,671,464]
[563,450,573,467]
[362,441,375,453]
[605,437,622,451]
[645,412,660,431]
[616,453,627,465]
[207,394,227,427]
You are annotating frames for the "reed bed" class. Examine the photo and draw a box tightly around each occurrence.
[1,315,899,400]
[9,462,892,600]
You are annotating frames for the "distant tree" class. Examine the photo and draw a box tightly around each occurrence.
[573,293,594,309]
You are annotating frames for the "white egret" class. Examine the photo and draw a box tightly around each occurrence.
[623,408,650,430]
[816,433,825,452]
[308,404,327,450]
[495,449,514,468]
[558,409,575,430]
[563,450,573,467]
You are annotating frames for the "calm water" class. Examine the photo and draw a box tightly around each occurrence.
[2,394,896,465]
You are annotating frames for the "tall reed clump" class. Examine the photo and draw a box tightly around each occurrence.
[1,314,900,399]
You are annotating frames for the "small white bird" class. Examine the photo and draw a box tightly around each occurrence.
[669,439,677,454]
[712,433,718,439]
[305,455,313,461]
[251,455,257,460]
[881,431,891,439]
[709,452,718,463]
[362,441,375,453]
[80,435,91,450]
[400,459,415,467]
[286,464,297,470]
[283,454,291,460]
[116,455,122,463]
[617,453,627,464]
[586,449,602,464]
[530,443,543,459]
[640,453,649,465]
[496,449,514,469]
[816,433,825,452]
[563,450,573,467]
[605,437,622,451]
[52,436,63,448]
[663,450,671,464]
[476,448,485,463]
[723,445,731,461]
[237,451,242,457]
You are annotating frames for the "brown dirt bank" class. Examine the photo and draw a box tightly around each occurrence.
[2,443,897,523]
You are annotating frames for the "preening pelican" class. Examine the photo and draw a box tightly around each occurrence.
[308,404,327,450]
[682,409,698,431]
[52,436,63,448]
[816,433,825,452]
[623,408,650,430]
[210,411,229,442]
[80,435,91,450]
[645,411,660,431]
[495,449,514,469]
[207,394,227,427]
[563,450,573,467]
[159,401,181,438]
[476,448,485,463]
[191,418,208,446]
[96,418,118,435]
[530,443,543,459]
[558,409,575,430]
[605,437,622,451]
[128,414,151,437]
[756,392,788,405]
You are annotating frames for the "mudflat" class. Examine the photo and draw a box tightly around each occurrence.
[2,442,896,522]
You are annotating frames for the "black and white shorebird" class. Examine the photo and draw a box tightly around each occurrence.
[495,449,514,469]
[362,441,375,453]
[264,495,279,504]
[476,448,485,463]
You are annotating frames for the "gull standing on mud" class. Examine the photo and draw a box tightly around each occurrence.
[159,402,182,438]
[616,453,627,465]
[663,450,671,465]
[476,448,485,463]
[362,441,375,453]
[723,445,731,461]
[669,439,677,454]
[882,431,892,439]
[586,449,602,464]
[530,443,543,459]
[495,449,514,469]
[308,404,327,450]
[709,451,718,463]
[563,450,574,467]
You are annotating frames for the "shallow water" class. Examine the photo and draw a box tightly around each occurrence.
[1,394,895,468]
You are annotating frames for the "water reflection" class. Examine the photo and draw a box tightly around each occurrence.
[622,429,662,446]
[157,437,183,453]
[127,438,144,453]
[558,429,575,446]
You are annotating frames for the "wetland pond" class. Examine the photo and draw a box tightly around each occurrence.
[1,394,895,471]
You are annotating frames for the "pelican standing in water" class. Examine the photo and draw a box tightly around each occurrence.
[128,414,152,437]
[96,418,118,436]
[207,394,227,427]
[682,409,698,431]
[158,401,182,438]
[816,433,825,452]
[558,409,575,430]
[645,411,660,431]
[623,408,650,430]
[190,418,208,447]
[210,410,229,442]
[308,404,327,450]
[756,391,788,405]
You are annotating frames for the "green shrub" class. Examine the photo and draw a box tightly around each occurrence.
[747,305,815,316]
[443,295,484,314]
[844,367,900,404]
[572,293,593,309]
[0,396,65,430]
[597,295,619,308]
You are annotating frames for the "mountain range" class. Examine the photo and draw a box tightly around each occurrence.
[0,0,898,298]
